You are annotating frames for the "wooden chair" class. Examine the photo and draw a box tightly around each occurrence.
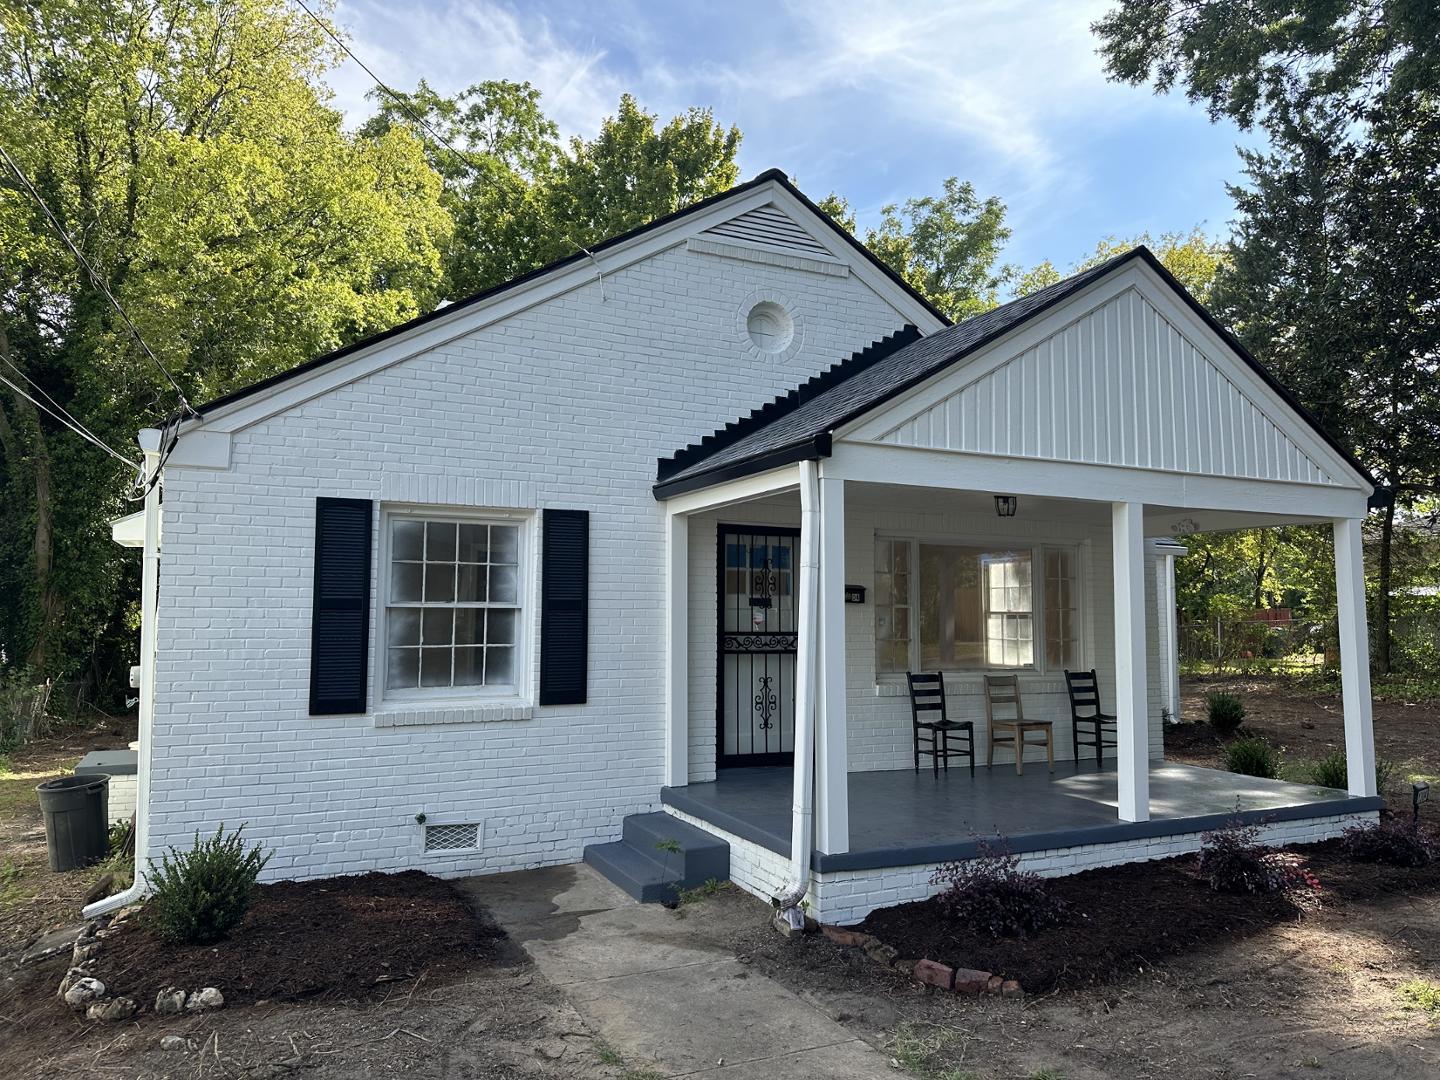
[1064,669,1118,764]
[984,674,1053,775]
[906,672,975,775]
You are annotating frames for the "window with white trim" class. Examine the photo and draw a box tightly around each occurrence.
[383,513,525,699]
[875,538,1080,674]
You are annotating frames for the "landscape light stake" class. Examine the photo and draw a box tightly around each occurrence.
[1414,782,1430,826]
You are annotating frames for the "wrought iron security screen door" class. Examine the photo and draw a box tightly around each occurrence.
[717,525,799,767]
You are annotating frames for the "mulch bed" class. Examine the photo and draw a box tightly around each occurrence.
[856,839,1440,994]
[91,870,504,1012]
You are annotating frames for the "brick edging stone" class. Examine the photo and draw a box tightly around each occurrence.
[821,924,1023,998]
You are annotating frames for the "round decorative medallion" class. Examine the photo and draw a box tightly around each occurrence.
[746,301,795,354]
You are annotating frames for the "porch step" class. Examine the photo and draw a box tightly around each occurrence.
[584,813,729,904]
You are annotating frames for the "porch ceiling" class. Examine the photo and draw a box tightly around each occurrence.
[661,763,1382,873]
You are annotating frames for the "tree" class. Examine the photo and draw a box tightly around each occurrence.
[818,178,1013,320]
[0,0,450,694]
[1092,0,1440,134]
[1017,227,1227,302]
[365,88,742,299]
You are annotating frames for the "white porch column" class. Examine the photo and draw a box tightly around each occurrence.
[1333,517,1378,797]
[663,511,688,787]
[1112,501,1150,822]
[815,473,850,854]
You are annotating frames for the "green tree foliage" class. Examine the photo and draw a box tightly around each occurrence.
[1096,0,1440,672]
[0,0,449,692]
[1017,228,1227,302]
[364,87,741,299]
[866,178,1013,321]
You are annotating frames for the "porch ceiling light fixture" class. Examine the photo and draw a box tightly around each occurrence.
[994,495,1018,518]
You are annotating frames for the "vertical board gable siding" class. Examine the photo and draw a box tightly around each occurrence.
[871,288,1339,486]
[309,497,372,715]
[539,509,589,706]
[702,205,831,256]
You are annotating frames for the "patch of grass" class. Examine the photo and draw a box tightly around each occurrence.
[595,1042,623,1066]
[1398,978,1440,1016]
[0,861,21,909]
[672,878,729,911]
[1030,1071,1065,1080]
[619,1071,665,1080]
[889,1022,976,1079]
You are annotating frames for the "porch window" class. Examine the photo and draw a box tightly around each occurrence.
[875,539,1079,674]
[383,513,525,698]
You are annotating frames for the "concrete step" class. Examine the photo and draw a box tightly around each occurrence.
[620,813,730,885]
[584,813,730,904]
[583,840,684,904]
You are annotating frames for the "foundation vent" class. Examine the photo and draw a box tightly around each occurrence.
[423,822,480,852]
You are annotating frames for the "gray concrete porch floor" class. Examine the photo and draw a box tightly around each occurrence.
[458,862,894,1079]
[663,761,1383,871]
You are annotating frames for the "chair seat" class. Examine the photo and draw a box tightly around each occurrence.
[918,719,972,732]
[1077,712,1118,724]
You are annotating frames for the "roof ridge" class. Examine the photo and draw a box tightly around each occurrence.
[655,324,922,482]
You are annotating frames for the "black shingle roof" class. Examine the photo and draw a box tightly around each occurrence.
[652,245,1376,499]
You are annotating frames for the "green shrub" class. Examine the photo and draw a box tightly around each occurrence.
[1307,751,1349,790]
[1302,752,1398,793]
[1206,692,1247,736]
[1225,735,1280,779]
[146,825,270,945]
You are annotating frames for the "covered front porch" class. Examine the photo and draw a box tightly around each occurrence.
[647,252,1384,923]
[662,763,1380,873]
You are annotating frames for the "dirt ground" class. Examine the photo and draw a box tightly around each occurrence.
[0,715,136,952]
[1172,674,1440,781]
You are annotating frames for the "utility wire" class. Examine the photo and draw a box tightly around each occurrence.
[291,0,479,171]
[0,144,199,418]
[0,351,129,462]
[0,370,142,472]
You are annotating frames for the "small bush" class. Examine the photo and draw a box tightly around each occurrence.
[930,840,1066,938]
[1301,752,1398,793]
[1206,692,1247,736]
[146,825,270,945]
[1341,819,1437,868]
[1225,735,1281,779]
[1197,818,1320,895]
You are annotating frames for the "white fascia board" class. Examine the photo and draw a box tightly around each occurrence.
[110,510,145,548]
[663,464,800,517]
[187,183,791,435]
[762,185,949,334]
[1126,258,1371,495]
[825,441,1370,521]
[836,264,1138,444]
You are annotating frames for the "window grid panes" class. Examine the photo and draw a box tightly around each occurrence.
[1044,547,1078,669]
[876,538,1077,674]
[386,518,520,695]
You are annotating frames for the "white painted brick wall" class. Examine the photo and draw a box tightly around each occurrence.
[810,811,1377,925]
[151,242,910,882]
[663,805,794,903]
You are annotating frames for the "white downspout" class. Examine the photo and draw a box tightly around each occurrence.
[84,428,163,918]
[776,460,820,926]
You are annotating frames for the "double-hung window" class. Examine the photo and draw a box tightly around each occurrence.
[875,538,1079,675]
[384,513,525,699]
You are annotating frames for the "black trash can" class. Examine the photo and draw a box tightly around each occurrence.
[36,774,110,871]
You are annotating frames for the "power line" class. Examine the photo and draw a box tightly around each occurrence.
[0,369,141,472]
[291,0,478,172]
[0,144,199,418]
[0,351,127,461]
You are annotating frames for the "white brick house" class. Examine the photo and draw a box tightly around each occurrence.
[94,170,1384,925]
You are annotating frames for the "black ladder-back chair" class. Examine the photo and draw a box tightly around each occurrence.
[906,672,975,775]
[1065,668,1118,764]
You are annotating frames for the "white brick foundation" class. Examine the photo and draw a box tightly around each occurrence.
[665,806,1378,925]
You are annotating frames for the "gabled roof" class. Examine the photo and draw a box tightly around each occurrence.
[191,169,950,420]
[653,246,1376,499]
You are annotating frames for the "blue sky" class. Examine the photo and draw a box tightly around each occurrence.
[325,0,1264,275]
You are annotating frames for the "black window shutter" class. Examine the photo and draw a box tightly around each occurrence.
[309,497,373,715]
[540,509,589,706]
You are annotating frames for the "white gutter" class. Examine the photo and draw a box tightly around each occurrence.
[84,428,163,918]
[775,459,820,926]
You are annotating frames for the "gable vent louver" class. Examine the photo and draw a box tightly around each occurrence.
[702,206,831,255]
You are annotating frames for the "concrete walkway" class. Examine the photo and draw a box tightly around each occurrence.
[459,863,893,1078]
